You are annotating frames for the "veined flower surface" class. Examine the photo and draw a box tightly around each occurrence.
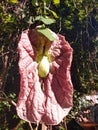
[16,27,73,125]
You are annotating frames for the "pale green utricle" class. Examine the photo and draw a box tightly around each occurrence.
[38,56,50,78]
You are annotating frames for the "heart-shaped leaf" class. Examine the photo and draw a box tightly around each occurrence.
[37,27,57,41]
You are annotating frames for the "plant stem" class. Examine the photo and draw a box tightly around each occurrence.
[43,1,46,15]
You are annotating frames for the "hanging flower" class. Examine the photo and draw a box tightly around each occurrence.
[16,27,73,125]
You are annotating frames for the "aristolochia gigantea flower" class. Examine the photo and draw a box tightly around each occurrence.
[16,27,73,125]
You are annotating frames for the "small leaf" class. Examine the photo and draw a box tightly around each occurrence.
[53,0,60,5]
[31,0,38,6]
[46,8,58,18]
[35,16,55,25]
[6,0,18,4]
[37,27,57,41]
[41,17,55,25]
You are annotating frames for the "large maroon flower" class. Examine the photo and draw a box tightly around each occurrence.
[16,27,73,125]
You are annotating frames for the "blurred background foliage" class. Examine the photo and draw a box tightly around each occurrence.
[0,0,98,129]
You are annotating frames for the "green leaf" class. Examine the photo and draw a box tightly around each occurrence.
[35,16,55,25]
[41,17,55,25]
[6,0,18,4]
[37,27,57,41]
[31,0,38,6]
[53,0,60,5]
[46,8,58,18]
[59,126,65,130]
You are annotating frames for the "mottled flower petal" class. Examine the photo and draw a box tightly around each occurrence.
[16,30,45,123]
[42,35,73,125]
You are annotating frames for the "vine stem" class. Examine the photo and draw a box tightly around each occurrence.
[28,122,34,130]
[0,97,16,107]
[43,1,46,15]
